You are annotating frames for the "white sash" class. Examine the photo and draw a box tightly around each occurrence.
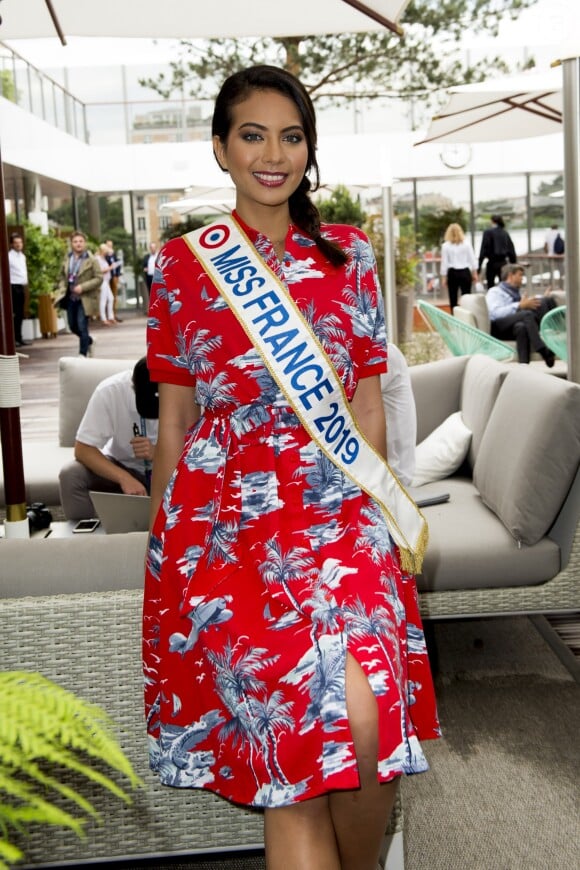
[184,217,427,574]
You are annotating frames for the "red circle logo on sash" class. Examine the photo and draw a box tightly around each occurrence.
[199,225,230,249]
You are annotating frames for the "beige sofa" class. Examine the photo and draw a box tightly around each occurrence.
[410,354,580,618]
[0,356,136,506]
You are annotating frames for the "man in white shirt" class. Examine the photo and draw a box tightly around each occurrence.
[59,357,159,520]
[543,225,560,255]
[142,242,158,298]
[8,232,30,347]
[380,343,417,486]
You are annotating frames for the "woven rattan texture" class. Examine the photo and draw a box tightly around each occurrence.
[419,521,580,619]
[1,589,402,865]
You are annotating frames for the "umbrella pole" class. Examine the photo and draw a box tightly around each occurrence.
[562,57,580,384]
[0,146,29,537]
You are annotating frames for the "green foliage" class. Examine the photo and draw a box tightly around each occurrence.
[364,215,420,295]
[48,196,133,262]
[0,672,142,869]
[0,71,16,102]
[161,215,206,242]
[419,207,468,249]
[19,224,66,318]
[139,0,538,117]
[317,186,366,228]
[394,233,421,293]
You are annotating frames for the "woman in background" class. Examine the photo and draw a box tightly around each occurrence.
[440,223,478,312]
[96,242,116,325]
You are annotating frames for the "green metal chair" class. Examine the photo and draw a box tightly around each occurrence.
[540,305,567,361]
[416,300,517,362]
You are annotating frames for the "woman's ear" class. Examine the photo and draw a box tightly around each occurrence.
[213,135,228,172]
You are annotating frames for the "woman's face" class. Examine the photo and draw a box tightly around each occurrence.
[213,88,309,221]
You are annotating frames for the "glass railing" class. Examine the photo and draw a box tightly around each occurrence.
[0,42,88,142]
[416,253,565,304]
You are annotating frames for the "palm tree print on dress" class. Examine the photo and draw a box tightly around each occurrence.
[143,217,440,809]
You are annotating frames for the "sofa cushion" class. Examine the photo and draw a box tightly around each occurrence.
[459,294,491,332]
[474,367,580,545]
[0,442,72,505]
[59,356,137,447]
[412,412,472,486]
[415,479,560,592]
[0,531,148,597]
[461,355,510,468]
[410,356,468,444]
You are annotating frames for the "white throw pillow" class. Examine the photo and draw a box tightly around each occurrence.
[411,411,472,486]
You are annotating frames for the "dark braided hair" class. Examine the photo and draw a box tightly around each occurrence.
[212,65,348,267]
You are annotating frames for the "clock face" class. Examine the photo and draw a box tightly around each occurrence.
[440,144,472,169]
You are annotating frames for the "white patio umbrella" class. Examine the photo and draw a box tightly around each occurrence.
[416,64,580,385]
[0,0,410,534]
[0,0,410,40]
[416,71,563,145]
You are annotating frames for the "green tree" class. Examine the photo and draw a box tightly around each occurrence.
[317,185,366,227]
[419,206,468,249]
[160,214,206,242]
[139,0,537,122]
[49,196,132,255]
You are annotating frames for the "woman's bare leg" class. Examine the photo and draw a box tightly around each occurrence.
[264,653,398,870]
[329,653,400,870]
[264,795,340,870]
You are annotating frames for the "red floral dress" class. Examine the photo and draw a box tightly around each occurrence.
[143,213,440,808]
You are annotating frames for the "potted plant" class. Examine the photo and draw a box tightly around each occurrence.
[18,223,66,338]
[394,232,421,343]
[364,216,420,343]
[0,671,141,869]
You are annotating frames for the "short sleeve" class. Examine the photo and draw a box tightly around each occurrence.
[146,239,197,388]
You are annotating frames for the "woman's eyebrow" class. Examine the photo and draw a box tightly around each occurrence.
[238,122,304,133]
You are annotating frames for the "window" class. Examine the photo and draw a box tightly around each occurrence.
[137,216,146,231]
[136,195,145,210]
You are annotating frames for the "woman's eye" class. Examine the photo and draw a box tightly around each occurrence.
[284,133,304,144]
[242,132,262,142]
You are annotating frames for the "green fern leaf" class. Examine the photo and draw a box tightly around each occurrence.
[0,671,142,866]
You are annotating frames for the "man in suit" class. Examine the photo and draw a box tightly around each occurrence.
[55,231,102,357]
[478,215,517,289]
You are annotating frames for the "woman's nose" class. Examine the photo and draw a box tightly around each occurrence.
[262,138,282,163]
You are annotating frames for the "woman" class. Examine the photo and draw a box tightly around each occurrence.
[96,242,116,325]
[144,65,439,870]
[440,223,478,311]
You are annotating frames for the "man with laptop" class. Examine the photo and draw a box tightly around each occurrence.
[59,357,159,523]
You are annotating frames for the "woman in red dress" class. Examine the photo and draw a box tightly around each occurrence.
[144,65,439,870]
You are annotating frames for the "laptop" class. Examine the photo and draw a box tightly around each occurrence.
[89,491,151,534]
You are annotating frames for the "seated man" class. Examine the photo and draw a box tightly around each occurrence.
[59,357,159,520]
[486,263,556,366]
